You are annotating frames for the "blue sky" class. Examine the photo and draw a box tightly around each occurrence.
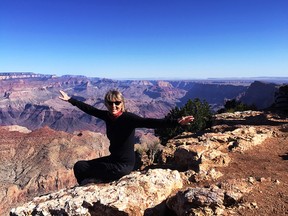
[0,0,287,79]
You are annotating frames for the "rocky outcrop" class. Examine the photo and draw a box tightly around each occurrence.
[159,111,273,183]
[166,177,258,215]
[10,169,183,216]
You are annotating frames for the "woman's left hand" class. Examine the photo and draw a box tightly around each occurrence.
[178,116,194,125]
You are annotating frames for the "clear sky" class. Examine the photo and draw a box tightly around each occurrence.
[0,0,287,79]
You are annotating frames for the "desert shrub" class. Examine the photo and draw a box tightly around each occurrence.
[135,141,162,164]
[147,141,162,163]
[155,98,213,145]
[218,99,257,113]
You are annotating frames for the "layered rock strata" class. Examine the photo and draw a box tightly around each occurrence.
[0,126,109,215]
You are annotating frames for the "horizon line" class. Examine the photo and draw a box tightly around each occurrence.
[0,72,288,81]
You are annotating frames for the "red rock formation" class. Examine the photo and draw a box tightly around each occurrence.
[0,126,109,215]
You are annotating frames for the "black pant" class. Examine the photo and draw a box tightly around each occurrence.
[73,156,133,184]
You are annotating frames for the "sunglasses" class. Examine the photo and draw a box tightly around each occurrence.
[107,101,122,106]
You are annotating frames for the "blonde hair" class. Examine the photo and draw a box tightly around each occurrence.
[104,90,125,112]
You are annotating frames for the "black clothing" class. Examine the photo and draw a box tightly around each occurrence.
[69,98,178,184]
[73,156,132,184]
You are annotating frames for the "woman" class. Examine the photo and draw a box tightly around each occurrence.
[59,90,194,185]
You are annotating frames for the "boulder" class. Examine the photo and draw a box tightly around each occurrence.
[10,169,183,216]
[167,177,258,216]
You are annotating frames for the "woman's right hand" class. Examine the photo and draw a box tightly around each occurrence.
[58,90,71,101]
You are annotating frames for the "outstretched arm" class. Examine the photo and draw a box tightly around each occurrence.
[58,90,71,101]
[58,90,108,120]
[129,113,194,128]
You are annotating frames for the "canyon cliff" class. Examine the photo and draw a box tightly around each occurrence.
[0,126,109,215]
[1,73,287,134]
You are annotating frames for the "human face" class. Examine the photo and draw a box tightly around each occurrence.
[106,100,123,116]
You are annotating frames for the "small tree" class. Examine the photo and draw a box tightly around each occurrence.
[155,98,213,145]
[218,99,257,113]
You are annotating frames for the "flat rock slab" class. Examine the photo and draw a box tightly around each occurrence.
[11,169,183,216]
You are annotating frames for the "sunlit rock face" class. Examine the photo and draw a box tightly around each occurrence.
[10,169,183,216]
[166,177,258,216]
[0,126,109,215]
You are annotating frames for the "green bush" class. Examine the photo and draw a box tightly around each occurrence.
[217,99,257,113]
[155,98,213,145]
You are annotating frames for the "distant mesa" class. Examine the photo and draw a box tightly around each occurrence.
[0,72,55,80]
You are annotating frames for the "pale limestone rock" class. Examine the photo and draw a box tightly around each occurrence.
[161,123,272,173]
[199,126,273,152]
[2,125,32,133]
[199,149,231,171]
[173,145,230,173]
[160,123,272,184]
[218,178,257,204]
[191,169,224,182]
[10,169,183,216]
[173,145,207,169]
[167,178,258,216]
[232,127,272,152]
[167,186,225,216]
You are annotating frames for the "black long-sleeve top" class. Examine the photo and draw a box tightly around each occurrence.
[68,98,178,167]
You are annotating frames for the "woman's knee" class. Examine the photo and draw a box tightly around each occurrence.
[73,160,88,173]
